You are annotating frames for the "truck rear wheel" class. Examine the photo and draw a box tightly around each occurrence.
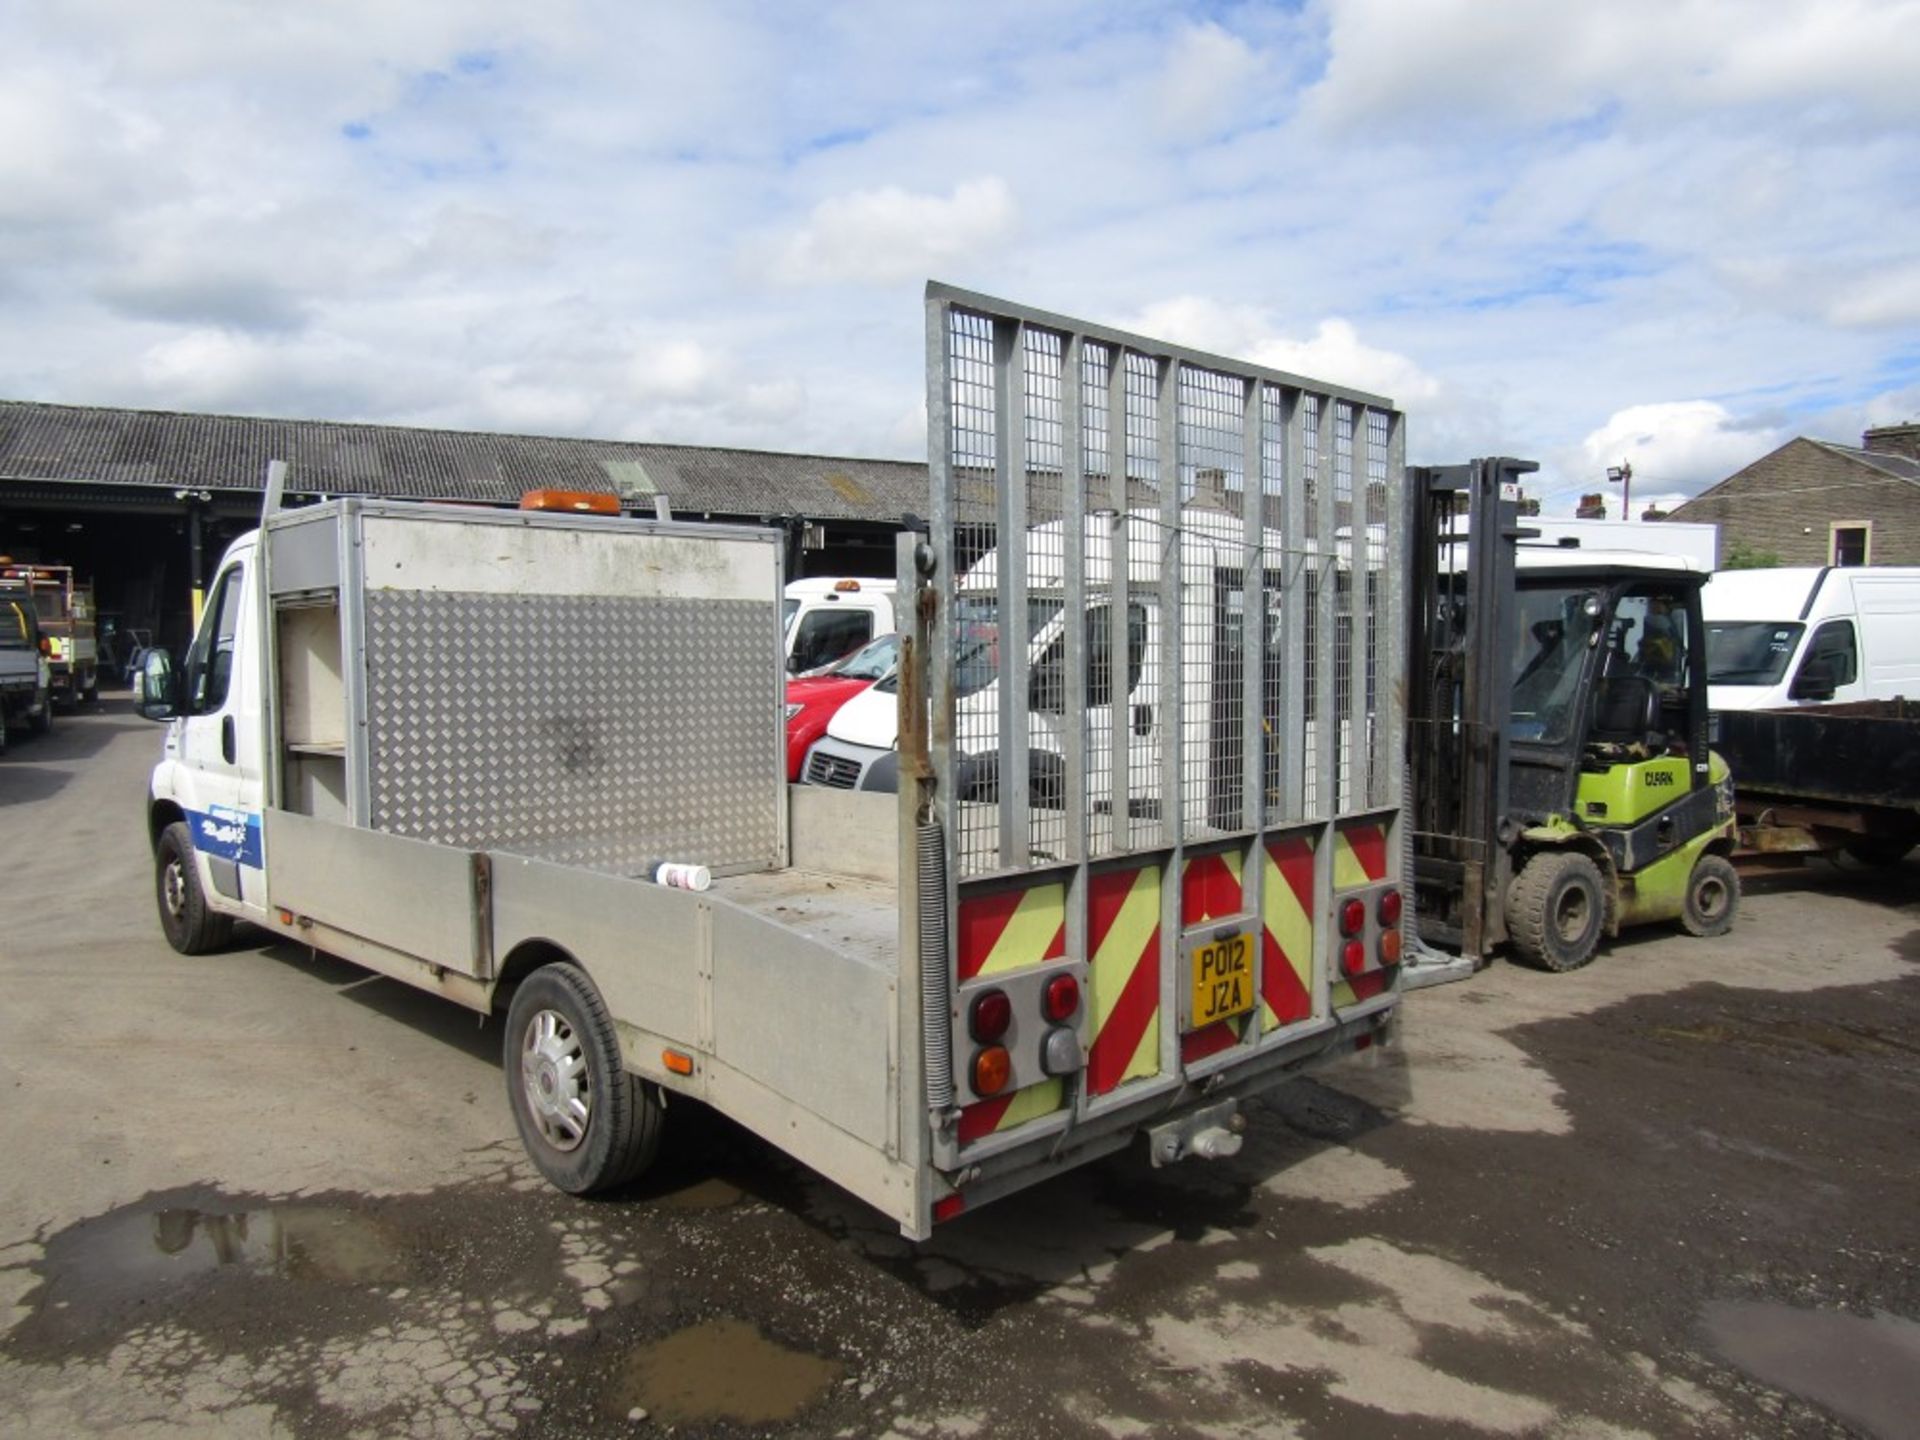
[1508,851,1605,972]
[1680,853,1739,937]
[1842,837,1915,868]
[155,821,235,954]
[504,963,663,1195]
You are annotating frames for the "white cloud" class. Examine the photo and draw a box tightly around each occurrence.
[1826,261,1920,329]
[1303,0,1920,133]
[1126,297,1442,405]
[1571,401,1786,499]
[1156,23,1262,140]
[0,0,1912,487]
[767,177,1017,286]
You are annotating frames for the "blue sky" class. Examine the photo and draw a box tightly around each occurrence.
[4,0,1918,513]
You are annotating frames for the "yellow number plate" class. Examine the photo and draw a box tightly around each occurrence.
[1189,929,1255,1027]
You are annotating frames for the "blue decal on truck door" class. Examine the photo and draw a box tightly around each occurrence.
[189,805,262,867]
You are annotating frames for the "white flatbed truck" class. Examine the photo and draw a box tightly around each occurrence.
[138,286,1410,1236]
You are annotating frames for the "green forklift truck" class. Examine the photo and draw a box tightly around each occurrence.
[1408,459,1739,972]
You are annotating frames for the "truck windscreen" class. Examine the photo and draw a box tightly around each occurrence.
[1705,620,1802,685]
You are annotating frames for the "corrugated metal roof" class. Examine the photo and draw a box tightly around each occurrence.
[0,400,931,523]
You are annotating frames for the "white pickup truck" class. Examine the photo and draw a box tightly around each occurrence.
[136,285,1409,1235]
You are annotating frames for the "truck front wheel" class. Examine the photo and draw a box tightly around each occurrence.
[155,821,235,954]
[504,963,663,1195]
[1681,853,1739,937]
[1508,851,1605,972]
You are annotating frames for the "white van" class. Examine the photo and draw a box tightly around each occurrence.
[1704,565,1920,710]
[783,576,898,674]
[801,509,1381,829]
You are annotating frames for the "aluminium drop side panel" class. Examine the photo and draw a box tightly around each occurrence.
[485,850,919,1231]
[488,852,703,1043]
[707,898,901,1167]
[264,809,480,973]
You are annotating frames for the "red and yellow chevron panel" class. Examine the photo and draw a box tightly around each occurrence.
[1180,850,1247,1062]
[1332,818,1394,1009]
[1332,819,1390,890]
[1086,864,1162,1096]
[956,880,1069,1144]
[958,1074,1066,1143]
[1261,833,1315,1030]
[956,881,1066,982]
[1336,968,1393,1006]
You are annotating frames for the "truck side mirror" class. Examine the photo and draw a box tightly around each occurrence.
[137,649,181,721]
[1789,658,1835,702]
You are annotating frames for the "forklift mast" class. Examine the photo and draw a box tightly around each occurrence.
[1406,458,1537,958]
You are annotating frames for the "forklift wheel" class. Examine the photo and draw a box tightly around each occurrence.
[1680,853,1739,938]
[1508,851,1605,972]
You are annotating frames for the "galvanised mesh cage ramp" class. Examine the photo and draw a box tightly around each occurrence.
[918,283,1408,1162]
[926,284,1406,874]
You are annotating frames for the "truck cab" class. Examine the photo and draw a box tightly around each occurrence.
[0,582,53,751]
[141,536,267,948]
[783,577,898,674]
[1704,565,1920,711]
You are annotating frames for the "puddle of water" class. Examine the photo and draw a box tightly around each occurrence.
[1702,1299,1920,1439]
[610,1317,843,1425]
[653,1177,744,1211]
[35,1201,410,1315]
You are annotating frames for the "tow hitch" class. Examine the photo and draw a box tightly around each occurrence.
[1147,1100,1246,1166]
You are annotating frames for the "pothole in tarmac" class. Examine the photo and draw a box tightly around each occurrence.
[1702,1298,1920,1439]
[0,1172,931,1439]
[608,1318,844,1426]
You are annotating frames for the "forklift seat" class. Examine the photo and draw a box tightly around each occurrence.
[1589,674,1660,746]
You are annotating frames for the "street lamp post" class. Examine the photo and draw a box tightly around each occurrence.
[1606,462,1633,521]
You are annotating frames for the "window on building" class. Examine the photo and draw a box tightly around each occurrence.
[1830,523,1871,567]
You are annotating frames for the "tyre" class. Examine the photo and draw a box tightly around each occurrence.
[1680,852,1739,938]
[504,963,663,1195]
[1842,837,1915,868]
[155,820,235,955]
[1508,850,1606,972]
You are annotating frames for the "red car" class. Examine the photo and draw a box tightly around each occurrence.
[784,632,899,781]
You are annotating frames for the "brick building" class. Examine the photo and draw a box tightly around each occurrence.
[1670,424,1920,566]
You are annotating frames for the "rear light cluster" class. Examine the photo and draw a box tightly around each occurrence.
[1336,882,1407,976]
[965,971,1083,1099]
